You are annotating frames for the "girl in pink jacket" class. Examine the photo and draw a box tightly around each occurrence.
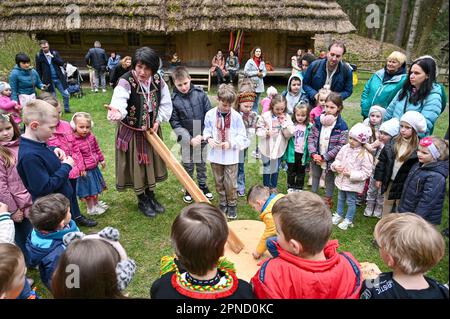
[71,112,108,216]
[0,112,32,261]
[0,82,21,125]
[331,123,373,230]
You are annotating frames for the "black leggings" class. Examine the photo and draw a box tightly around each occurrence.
[287,152,306,189]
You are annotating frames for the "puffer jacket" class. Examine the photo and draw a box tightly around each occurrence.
[384,83,443,136]
[26,220,79,289]
[256,111,295,159]
[72,132,104,170]
[169,83,211,146]
[251,240,362,299]
[47,120,85,179]
[331,144,374,193]
[373,137,418,200]
[308,114,349,172]
[0,96,21,124]
[0,139,33,217]
[256,193,284,255]
[8,65,44,102]
[398,160,448,225]
[244,58,267,93]
[360,67,407,118]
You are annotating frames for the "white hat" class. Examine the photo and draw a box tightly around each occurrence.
[400,111,427,134]
[368,105,386,119]
[379,118,400,137]
[0,81,11,93]
[349,122,372,144]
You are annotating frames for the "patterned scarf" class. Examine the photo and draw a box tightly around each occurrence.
[216,110,231,142]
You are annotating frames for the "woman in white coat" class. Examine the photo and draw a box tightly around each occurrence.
[244,47,267,114]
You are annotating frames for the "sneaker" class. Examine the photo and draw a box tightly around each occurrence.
[75,215,98,227]
[251,150,261,159]
[373,205,383,219]
[227,206,237,219]
[237,189,246,197]
[102,89,107,93]
[338,219,353,230]
[183,191,193,203]
[97,201,109,209]
[219,204,228,215]
[332,212,343,225]
[287,188,296,193]
[363,203,374,217]
[95,205,107,215]
[87,206,105,216]
[200,185,214,200]
[94,88,98,93]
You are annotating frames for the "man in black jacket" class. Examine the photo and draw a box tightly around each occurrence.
[36,40,71,112]
[85,41,108,93]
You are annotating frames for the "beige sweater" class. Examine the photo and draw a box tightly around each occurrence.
[256,111,295,159]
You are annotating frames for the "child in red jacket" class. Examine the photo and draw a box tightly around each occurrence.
[71,112,108,216]
[251,191,362,299]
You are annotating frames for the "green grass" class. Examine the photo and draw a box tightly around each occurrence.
[29,78,449,298]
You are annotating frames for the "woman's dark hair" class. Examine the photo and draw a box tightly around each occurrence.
[250,47,264,60]
[399,57,437,105]
[171,203,228,276]
[301,53,316,66]
[15,53,30,65]
[132,47,160,75]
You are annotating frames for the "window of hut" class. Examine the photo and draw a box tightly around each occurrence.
[127,33,140,47]
[69,32,81,45]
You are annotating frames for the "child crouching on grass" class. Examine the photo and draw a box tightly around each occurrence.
[331,123,373,230]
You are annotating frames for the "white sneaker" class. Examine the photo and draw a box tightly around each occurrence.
[94,205,107,215]
[102,89,107,93]
[373,205,383,219]
[287,188,296,193]
[97,201,109,209]
[338,219,353,230]
[363,205,374,217]
[94,88,98,93]
[332,213,343,225]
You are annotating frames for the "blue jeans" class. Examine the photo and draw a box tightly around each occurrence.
[52,78,70,112]
[337,190,357,222]
[252,92,261,113]
[261,155,281,189]
[14,218,33,267]
[237,148,248,193]
[266,236,279,257]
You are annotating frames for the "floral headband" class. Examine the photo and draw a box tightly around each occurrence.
[238,92,256,104]
[420,137,440,160]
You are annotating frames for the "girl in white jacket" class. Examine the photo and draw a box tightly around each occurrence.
[331,123,373,230]
[256,94,295,193]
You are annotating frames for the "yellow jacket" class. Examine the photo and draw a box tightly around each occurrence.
[256,194,285,255]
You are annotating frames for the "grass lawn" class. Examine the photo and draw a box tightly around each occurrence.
[29,76,449,298]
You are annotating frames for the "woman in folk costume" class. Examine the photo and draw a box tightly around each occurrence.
[107,47,173,218]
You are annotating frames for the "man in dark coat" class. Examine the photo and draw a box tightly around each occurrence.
[302,41,353,105]
[85,41,108,93]
[35,40,71,112]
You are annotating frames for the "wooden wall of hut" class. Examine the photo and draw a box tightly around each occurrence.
[36,31,313,69]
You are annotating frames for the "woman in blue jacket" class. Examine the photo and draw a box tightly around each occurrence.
[360,51,407,119]
[384,56,443,136]
[9,53,45,105]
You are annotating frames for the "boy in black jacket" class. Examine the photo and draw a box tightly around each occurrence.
[169,67,213,203]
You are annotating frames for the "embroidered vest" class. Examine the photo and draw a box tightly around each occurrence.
[120,71,162,130]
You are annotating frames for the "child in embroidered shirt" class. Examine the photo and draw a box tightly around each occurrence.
[150,202,253,299]
[260,86,278,114]
[397,136,449,225]
[360,213,448,299]
[331,123,374,230]
[256,94,295,193]
[0,82,21,125]
[285,101,312,192]
[363,118,399,219]
[308,92,349,209]
[203,84,249,219]
[38,93,97,227]
[71,112,108,216]
[236,88,258,197]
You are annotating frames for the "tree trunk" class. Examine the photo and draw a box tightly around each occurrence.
[379,0,390,56]
[416,0,444,55]
[394,0,409,47]
[406,0,422,62]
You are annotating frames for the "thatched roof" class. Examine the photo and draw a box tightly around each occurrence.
[0,0,355,34]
